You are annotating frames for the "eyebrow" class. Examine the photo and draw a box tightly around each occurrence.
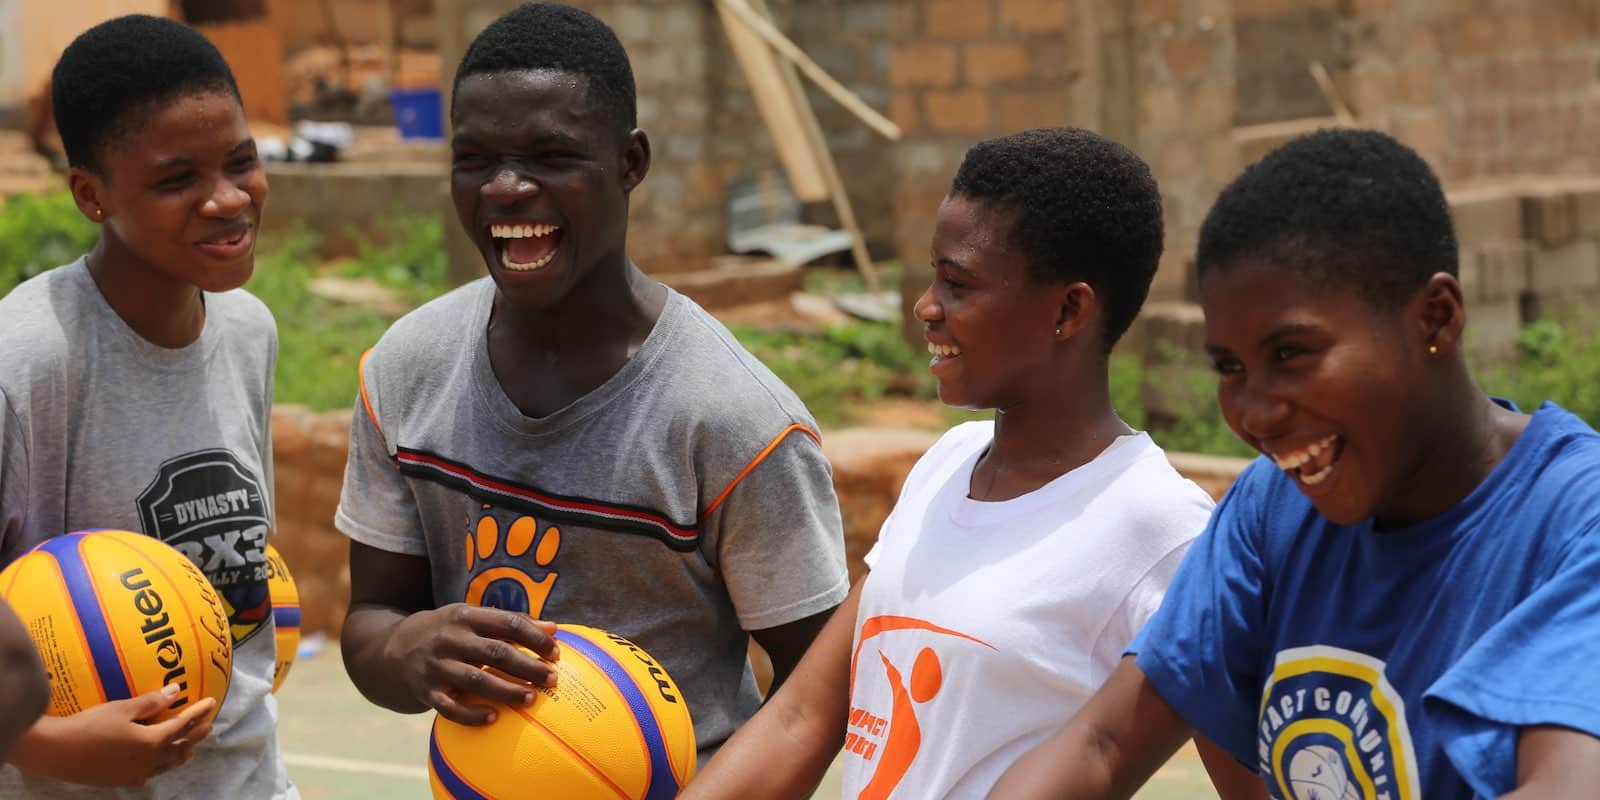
[452,131,585,149]
[1204,322,1326,358]
[150,139,254,172]
[935,257,974,277]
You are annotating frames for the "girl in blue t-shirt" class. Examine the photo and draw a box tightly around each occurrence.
[991,130,1600,799]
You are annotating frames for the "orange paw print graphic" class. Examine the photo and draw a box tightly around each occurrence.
[463,506,561,617]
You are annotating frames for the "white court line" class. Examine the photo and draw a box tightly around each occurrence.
[282,752,428,780]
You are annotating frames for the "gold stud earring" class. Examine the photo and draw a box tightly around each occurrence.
[1428,344,1438,355]
[94,208,103,219]
[1055,327,1062,336]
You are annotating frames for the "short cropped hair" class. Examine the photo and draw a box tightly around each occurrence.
[453,2,637,133]
[951,127,1165,350]
[51,14,241,171]
[1196,128,1458,307]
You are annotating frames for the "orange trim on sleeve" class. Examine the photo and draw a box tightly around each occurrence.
[701,423,820,518]
[357,348,382,435]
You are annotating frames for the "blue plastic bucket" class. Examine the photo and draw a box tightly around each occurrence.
[390,88,444,140]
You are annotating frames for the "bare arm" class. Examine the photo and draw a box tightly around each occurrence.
[340,540,559,725]
[750,601,840,695]
[1194,736,1267,800]
[0,598,47,758]
[989,656,1194,800]
[1501,725,1600,799]
[683,579,862,800]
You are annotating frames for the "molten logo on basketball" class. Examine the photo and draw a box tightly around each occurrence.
[605,631,679,705]
[120,567,189,710]
[1258,646,1420,800]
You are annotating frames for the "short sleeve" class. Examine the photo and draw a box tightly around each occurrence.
[0,391,28,565]
[705,428,849,631]
[1424,525,1600,798]
[1092,541,1192,683]
[333,360,425,556]
[1129,459,1276,767]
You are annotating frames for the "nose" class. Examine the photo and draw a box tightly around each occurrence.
[913,283,940,323]
[482,165,536,205]
[200,176,251,219]
[1229,376,1291,442]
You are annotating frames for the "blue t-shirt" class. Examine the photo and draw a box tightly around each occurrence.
[1131,402,1600,799]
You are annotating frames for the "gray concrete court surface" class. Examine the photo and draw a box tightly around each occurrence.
[275,643,1220,799]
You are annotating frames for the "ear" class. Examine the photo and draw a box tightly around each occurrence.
[67,166,107,223]
[620,129,651,194]
[1415,271,1466,356]
[1054,281,1098,341]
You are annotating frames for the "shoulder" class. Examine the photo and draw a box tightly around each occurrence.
[1512,404,1600,548]
[666,294,820,434]
[362,280,488,388]
[0,265,81,391]
[207,286,278,343]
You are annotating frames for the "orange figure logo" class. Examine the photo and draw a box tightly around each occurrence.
[858,647,942,800]
[847,616,993,800]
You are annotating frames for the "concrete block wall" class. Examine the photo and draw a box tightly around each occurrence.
[1450,178,1600,354]
[1339,1,1600,182]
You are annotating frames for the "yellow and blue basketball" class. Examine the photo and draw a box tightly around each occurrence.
[428,624,697,799]
[0,529,232,723]
[264,544,300,693]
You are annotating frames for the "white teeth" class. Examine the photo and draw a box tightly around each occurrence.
[1271,434,1340,476]
[926,342,962,358]
[1300,463,1335,485]
[490,223,561,238]
[501,251,555,271]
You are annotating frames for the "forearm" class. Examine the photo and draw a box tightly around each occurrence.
[341,603,429,713]
[0,634,47,758]
[685,692,845,799]
[990,658,1193,800]
[7,716,73,778]
[990,722,1126,800]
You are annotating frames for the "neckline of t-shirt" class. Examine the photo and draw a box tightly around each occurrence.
[1360,398,1553,551]
[946,430,1156,527]
[70,257,219,371]
[470,283,685,437]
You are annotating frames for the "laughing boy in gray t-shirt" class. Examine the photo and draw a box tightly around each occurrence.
[334,4,848,763]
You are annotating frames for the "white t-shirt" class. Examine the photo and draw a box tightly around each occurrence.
[839,422,1214,799]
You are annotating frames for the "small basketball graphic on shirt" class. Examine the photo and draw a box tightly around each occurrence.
[1288,745,1359,800]
[462,506,561,617]
[1259,646,1420,800]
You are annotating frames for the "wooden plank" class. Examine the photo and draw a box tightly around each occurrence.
[717,0,901,142]
[714,0,828,202]
[743,0,880,292]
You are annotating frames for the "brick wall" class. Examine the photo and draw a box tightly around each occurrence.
[1337,1,1600,182]
[1450,177,1600,356]
[1231,0,1341,125]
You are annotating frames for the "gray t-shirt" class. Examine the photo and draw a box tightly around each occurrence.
[0,259,292,799]
[335,279,849,752]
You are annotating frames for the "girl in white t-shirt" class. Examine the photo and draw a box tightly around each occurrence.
[684,128,1263,799]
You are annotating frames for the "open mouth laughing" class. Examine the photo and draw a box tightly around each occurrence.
[490,222,562,272]
[1267,433,1344,487]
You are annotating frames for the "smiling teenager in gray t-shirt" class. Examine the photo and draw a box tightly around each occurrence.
[0,260,290,799]
[336,280,850,753]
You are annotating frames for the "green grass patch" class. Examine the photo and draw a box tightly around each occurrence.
[0,191,99,293]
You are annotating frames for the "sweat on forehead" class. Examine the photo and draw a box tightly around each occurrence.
[51,14,241,170]
[451,2,637,133]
